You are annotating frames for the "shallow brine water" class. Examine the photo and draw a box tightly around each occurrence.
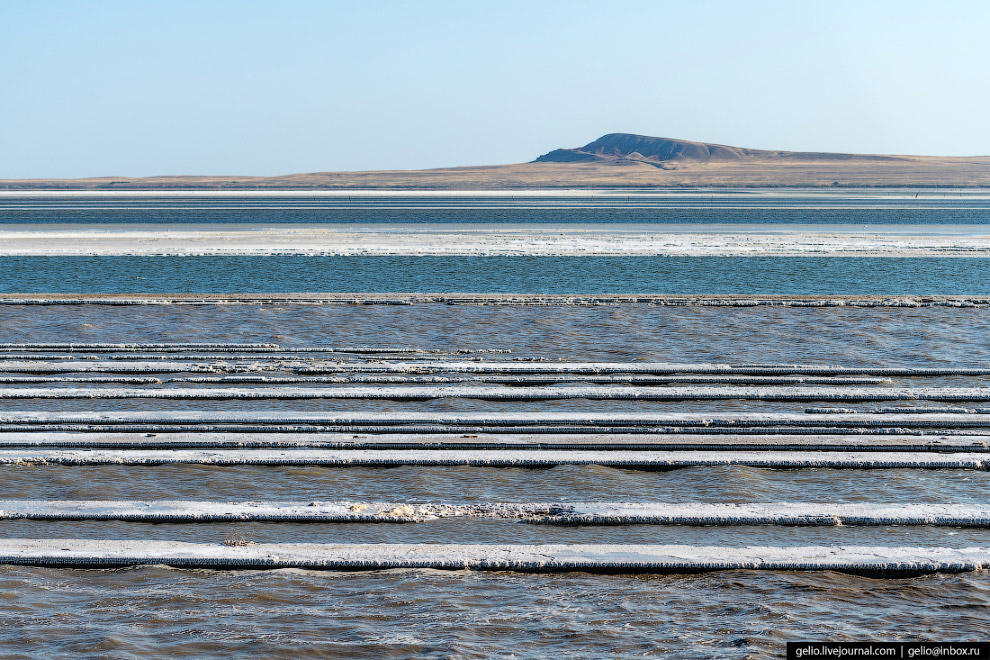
[2,255,990,294]
[0,303,987,658]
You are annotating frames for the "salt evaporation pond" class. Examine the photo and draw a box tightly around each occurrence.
[0,192,988,658]
[0,301,987,658]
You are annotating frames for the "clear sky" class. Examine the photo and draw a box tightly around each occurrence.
[2,0,989,178]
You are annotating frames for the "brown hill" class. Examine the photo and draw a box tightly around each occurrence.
[534,133,908,166]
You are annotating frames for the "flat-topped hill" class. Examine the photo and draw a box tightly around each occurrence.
[535,133,908,165]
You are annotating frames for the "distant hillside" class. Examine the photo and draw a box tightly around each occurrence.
[534,133,907,166]
[1,133,988,189]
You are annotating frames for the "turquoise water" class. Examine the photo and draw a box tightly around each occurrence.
[0,255,987,294]
[3,191,989,294]
[2,191,990,224]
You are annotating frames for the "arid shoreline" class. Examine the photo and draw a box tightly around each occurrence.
[3,156,990,190]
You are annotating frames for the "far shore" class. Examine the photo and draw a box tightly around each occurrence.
[3,156,990,190]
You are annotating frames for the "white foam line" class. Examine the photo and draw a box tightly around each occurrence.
[0,350,442,357]
[876,407,990,414]
[0,344,448,354]
[533,503,990,526]
[3,411,990,428]
[0,362,273,374]
[0,353,433,362]
[3,189,988,197]
[0,377,164,384]
[294,362,990,376]
[3,295,989,308]
[810,407,990,414]
[0,499,475,522]
[0,385,987,401]
[474,375,893,385]
[0,540,985,574]
[0,431,983,451]
[0,448,984,468]
[16,426,983,436]
[5,205,989,210]
[0,343,278,350]
[3,500,989,526]
[162,375,894,386]
[0,354,304,362]
[0,191,668,196]
[0,354,324,361]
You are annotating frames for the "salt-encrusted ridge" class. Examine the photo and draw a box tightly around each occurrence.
[0,540,986,575]
[0,448,984,469]
[1,500,988,526]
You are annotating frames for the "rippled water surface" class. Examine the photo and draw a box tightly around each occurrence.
[0,303,987,657]
[3,255,990,294]
[2,567,987,660]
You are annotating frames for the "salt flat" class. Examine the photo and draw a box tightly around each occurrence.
[2,223,990,256]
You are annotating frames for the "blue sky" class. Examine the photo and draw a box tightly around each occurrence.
[2,0,989,177]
